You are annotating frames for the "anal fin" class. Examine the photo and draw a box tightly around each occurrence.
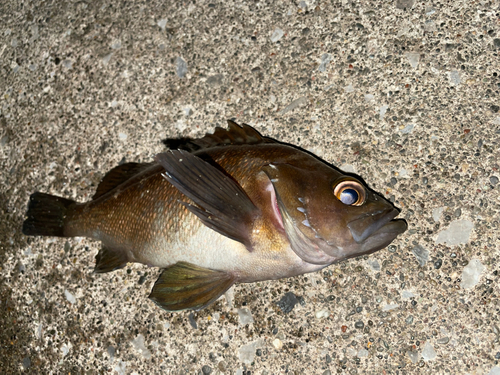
[94,246,129,273]
[149,262,236,311]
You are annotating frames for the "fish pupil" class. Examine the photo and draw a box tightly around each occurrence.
[340,188,358,205]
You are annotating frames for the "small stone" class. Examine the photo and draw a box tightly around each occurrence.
[367,259,381,271]
[206,74,224,87]
[176,57,188,78]
[107,346,116,360]
[396,0,415,9]
[118,132,127,140]
[102,53,113,65]
[344,84,354,93]
[114,360,127,375]
[421,342,436,361]
[411,244,429,266]
[424,20,437,32]
[434,259,443,269]
[405,315,414,324]
[436,219,473,246]
[138,275,146,285]
[449,70,461,86]
[270,28,284,43]
[64,289,76,304]
[432,207,445,222]
[358,348,369,357]
[493,39,500,48]
[22,357,31,369]
[340,164,356,174]
[402,290,415,299]
[157,19,167,30]
[406,52,420,68]
[400,124,415,134]
[437,337,449,345]
[201,365,212,375]
[379,105,389,120]
[131,334,152,359]
[488,366,500,375]
[354,321,364,329]
[460,258,485,289]
[61,342,73,357]
[318,53,332,72]
[382,303,399,311]
[237,308,254,325]
[272,338,283,350]
[490,176,499,185]
[407,350,419,363]
[315,309,330,319]
[279,96,307,115]
[276,291,302,313]
[110,40,122,50]
[62,59,72,69]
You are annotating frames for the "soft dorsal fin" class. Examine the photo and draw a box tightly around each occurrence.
[162,120,276,152]
[93,162,152,200]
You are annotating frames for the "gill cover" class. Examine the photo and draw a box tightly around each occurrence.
[262,162,406,265]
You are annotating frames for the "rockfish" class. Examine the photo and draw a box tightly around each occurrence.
[22,121,407,311]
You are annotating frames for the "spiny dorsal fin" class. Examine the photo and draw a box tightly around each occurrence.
[93,162,152,200]
[162,120,276,152]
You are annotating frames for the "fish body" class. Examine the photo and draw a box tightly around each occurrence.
[23,121,407,311]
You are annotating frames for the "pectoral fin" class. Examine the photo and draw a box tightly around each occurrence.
[149,262,236,311]
[155,150,259,248]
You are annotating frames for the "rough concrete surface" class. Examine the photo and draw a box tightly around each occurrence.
[1,0,499,374]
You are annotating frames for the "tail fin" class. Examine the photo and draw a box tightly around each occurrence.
[22,192,75,237]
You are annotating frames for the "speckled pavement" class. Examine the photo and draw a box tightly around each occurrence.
[1,1,499,374]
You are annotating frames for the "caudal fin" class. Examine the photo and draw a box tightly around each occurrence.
[22,192,75,237]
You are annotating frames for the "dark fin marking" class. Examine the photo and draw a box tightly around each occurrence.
[93,162,152,200]
[22,192,75,237]
[162,120,276,152]
[94,245,129,273]
[154,150,259,248]
[149,262,236,311]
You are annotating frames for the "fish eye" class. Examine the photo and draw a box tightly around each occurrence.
[333,180,366,206]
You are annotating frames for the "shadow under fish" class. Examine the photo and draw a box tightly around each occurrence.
[22,121,407,311]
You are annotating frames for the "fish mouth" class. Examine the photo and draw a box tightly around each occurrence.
[347,208,407,244]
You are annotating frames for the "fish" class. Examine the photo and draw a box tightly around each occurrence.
[22,121,407,311]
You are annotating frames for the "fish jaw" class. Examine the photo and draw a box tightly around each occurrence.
[341,218,408,260]
[347,208,401,244]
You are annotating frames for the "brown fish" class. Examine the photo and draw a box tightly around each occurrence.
[22,121,407,311]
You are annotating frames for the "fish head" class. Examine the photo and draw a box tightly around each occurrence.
[262,163,407,265]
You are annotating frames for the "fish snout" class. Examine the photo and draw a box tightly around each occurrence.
[347,208,404,244]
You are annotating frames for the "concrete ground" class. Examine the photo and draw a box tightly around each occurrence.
[1,0,499,374]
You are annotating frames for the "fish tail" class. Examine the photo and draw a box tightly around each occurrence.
[22,192,76,237]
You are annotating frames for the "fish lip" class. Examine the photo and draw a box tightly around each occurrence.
[347,208,405,244]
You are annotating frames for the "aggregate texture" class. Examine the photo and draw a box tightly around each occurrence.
[1,0,500,374]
